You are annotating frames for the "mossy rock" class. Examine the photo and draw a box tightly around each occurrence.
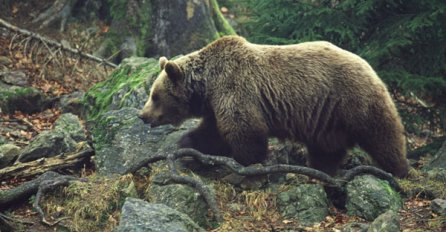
[84,57,160,121]
[277,184,329,226]
[147,174,211,228]
[346,175,402,221]
[116,198,205,232]
[0,84,49,114]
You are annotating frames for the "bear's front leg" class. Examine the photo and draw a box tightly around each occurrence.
[217,115,269,166]
[178,117,231,156]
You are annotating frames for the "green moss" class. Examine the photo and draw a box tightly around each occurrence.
[379,179,403,210]
[0,86,37,100]
[84,58,160,121]
[210,0,236,36]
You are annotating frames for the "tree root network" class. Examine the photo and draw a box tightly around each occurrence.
[0,148,402,227]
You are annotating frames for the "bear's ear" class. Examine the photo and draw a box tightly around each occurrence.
[159,56,168,70]
[165,61,183,82]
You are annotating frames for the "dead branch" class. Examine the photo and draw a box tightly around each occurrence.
[0,142,93,181]
[0,18,117,68]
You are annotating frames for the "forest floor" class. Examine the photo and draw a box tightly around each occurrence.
[1,1,445,231]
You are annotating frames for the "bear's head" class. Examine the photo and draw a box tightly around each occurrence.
[138,57,192,127]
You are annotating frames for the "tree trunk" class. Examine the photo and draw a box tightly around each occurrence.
[95,0,235,62]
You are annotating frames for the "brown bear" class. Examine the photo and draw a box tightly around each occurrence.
[138,36,409,178]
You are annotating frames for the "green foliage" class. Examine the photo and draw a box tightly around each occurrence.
[240,0,446,100]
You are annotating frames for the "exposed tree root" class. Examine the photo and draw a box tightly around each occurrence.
[129,148,403,224]
[0,148,402,227]
[0,171,78,226]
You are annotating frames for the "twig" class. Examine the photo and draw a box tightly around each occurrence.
[18,118,41,133]
[0,18,117,68]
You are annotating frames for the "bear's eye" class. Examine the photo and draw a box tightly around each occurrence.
[152,93,159,102]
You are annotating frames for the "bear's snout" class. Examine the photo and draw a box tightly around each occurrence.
[138,112,151,124]
[138,111,163,127]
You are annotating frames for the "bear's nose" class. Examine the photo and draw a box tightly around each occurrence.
[137,111,144,119]
[138,112,149,124]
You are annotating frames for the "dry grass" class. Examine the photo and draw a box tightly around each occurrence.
[43,174,137,232]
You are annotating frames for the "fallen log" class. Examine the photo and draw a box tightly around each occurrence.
[0,142,93,181]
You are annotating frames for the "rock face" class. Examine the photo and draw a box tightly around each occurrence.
[93,107,195,175]
[86,57,198,175]
[276,184,329,226]
[367,210,400,232]
[346,175,402,221]
[116,198,205,232]
[18,113,86,162]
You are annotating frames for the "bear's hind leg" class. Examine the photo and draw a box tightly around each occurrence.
[307,146,347,176]
[357,127,408,178]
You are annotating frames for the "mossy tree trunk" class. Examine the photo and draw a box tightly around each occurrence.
[96,0,235,62]
[28,0,235,62]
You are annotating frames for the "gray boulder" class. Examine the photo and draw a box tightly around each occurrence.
[431,198,446,216]
[0,70,29,86]
[0,144,20,168]
[346,175,402,221]
[58,91,85,116]
[116,198,205,232]
[367,210,400,232]
[342,222,369,232]
[18,113,86,162]
[277,184,329,226]
[147,179,210,228]
[54,113,86,142]
[92,107,197,175]
[427,140,446,169]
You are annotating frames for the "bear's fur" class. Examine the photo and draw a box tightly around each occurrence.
[139,36,409,178]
